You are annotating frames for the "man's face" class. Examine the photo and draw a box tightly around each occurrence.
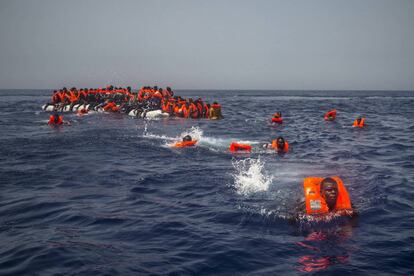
[321,182,338,207]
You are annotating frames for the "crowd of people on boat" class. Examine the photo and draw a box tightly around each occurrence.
[47,85,223,119]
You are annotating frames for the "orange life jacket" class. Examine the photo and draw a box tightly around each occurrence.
[173,140,198,148]
[229,142,252,152]
[353,118,365,128]
[69,91,79,103]
[324,109,337,121]
[271,140,289,152]
[189,103,199,119]
[182,104,189,118]
[203,104,210,118]
[103,102,118,112]
[52,93,60,103]
[48,115,63,125]
[271,117,283,124]
[153,91,163,99]
[196,102,203,115]
[57,92,66,102]
[303,176,352,215]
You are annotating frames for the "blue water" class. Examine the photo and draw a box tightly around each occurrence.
[0,90,413,275]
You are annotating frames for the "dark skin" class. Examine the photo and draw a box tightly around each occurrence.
[320,181,339,211]
[277,139,285,150]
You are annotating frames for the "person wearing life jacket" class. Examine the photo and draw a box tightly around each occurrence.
[302,176,354,216]
[173,135,198,148]
[324,109,337,121]
[203,103,210,118]
[51,90,60,104]
[271,112,283,124]
[103,100,119,112]
[353,117,365,128]
[270,136,289,153]
[209,102,223,120]
[48,112,63,125]
[188,99,200,119]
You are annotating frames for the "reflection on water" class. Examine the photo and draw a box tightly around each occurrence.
[296,219,357,272]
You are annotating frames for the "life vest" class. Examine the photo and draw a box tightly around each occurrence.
[182,104,189,118]
[174,104,181,117]
[189,103,199,119]
[196,102,203,115]
[103,102,119,112]
[52,92,61,104]
[48,115,63,125]
[324,109,337,121]
[229,142,252,152]
[303,176,352,215]
[203,104,210,118]
[353,118,365,128]
[173,140,198,148]
[210,104,222,119]
[69,91,79,103]
[271,140,289,153]
[153,91,163,99]
[271,117,283,124]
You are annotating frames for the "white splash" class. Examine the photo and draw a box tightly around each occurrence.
[180,126,203,141]
[232,157,273,196]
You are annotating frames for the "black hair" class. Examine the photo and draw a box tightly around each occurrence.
[183,135,192,142]
[320,177,338,191]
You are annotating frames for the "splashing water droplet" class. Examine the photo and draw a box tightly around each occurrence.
[232,157,273,196]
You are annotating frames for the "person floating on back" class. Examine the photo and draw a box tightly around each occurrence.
[271,112,283,124]
[173,135,198,148]
[301,176,355,218]
[352,117,365,128]
[209,102,223,120]
[324,109,337,121]
[229,136,289,153]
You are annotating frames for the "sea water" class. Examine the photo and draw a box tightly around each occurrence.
[0,90,413,275]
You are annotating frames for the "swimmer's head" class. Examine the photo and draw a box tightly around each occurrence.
[276,136,285,149]
[320,177,338,210]
[183,135,192,142]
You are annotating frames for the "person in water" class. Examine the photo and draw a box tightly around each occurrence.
[324,109,337,121]
[229,136,289,153]
[271,112,283,123]
[182,135,192,142]
[353,116,365,128]
[48,112,63,125]
[297,176,355,218]
[173,135,197,148]
[262,136,289,153]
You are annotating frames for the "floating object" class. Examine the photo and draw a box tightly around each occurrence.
[173,140,198,148]
[324,109,337,121]
[229,142,252,152]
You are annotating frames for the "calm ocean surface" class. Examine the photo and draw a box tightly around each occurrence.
[0,90,413,275]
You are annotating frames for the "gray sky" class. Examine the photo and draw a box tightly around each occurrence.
[0,0,413,90]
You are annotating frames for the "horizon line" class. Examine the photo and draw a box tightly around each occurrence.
[0,88,413,92]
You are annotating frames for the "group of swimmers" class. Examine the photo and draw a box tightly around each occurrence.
[173,108,362,219]
[47,85,224,123]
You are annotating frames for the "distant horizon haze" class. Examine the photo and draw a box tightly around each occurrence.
[0,0,413,90]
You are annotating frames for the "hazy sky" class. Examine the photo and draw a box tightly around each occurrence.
[0,0,413,90]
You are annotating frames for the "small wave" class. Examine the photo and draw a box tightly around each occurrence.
[232,157,273,196]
